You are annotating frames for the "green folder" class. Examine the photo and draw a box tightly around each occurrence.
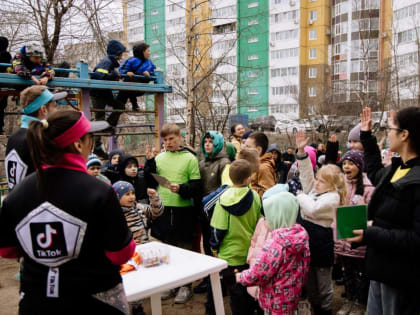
[336,204,367,239]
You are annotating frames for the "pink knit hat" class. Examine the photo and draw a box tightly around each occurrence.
[304,146,317,170]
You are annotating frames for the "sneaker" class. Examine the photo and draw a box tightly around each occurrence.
[194,278,208,294]
[93,146,109,160]
[161,289,176,300]
[349,303,366,315]
[174,286,193,304]
[337,301,353,315]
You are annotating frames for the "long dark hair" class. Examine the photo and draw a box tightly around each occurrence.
[355,171,365,196]
[26,110,84,189]
[395,107,420,156]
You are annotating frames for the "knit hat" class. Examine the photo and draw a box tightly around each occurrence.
[107,40,126,57]
[348,123,361,142]
[304,145,317,170]
[87,154,101,168]
[112,180,135,200]
[341,149,364,171]
[241,130,253,140]
[263,191,299,230]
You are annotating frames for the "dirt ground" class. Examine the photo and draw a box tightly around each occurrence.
[0,258,347,315]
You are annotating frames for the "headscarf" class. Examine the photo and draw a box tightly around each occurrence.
[263,191,299,230]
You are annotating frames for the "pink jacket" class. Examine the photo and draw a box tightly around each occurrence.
[334,173,374,258]
[240,224,310,315]
[246,218,272,299]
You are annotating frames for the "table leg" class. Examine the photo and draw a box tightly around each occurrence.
[210,272,225,315]
[150,293,162,315]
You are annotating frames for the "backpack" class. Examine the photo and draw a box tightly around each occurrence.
[202,184,229,221]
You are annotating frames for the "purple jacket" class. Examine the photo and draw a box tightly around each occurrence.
[239,224,310,315]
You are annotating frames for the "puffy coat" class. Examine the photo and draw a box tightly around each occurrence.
[91,40,126,81]
[246,218,272,299]
[239,225,310,315]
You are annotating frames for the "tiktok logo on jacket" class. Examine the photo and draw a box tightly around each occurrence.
[15,202,87,267]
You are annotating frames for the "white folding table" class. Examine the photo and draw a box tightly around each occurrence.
[122,242,228,315]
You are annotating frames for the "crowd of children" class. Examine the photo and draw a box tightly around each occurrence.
[1,37,420,315]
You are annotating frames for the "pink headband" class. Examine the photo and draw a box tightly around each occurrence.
[54,112,91,148]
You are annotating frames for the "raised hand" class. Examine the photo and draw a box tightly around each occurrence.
[360,107,372,132]
[295,130,310,154]
[145,144,155,160]
[329,134,337,143]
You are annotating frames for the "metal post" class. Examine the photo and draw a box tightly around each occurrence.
[77,62,91,120]
[154,93,164,150]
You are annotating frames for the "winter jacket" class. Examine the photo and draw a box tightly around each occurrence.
[360,130,420,290]
[210,186,261,266]
[239,225,310,315]
[12,46,54,79]
[267,144,287,183]
[251,152,276,197]
[91,40,126,81]
[0,37,11,73]
[0,153,134,301]
[296,154,340,228]
[334,173,374,258]
[118,154,148,203]
[4,115,40,190]
[296,153,338,267]
[199,131,231,196]
[246,218,272,299]
[122,194,163,245]
[119,57,155,78]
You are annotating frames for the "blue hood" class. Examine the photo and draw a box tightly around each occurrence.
[107,40,126,57]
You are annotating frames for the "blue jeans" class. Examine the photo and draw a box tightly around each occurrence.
[367,280,420,315]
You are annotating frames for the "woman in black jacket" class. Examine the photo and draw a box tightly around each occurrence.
[348,107,420,314]
[0,110,135,314]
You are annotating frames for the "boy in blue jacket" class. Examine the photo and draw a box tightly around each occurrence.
[117,42,156,111]
[90,40,126,159]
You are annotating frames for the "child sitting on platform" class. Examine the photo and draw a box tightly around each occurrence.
[118,42,156,111]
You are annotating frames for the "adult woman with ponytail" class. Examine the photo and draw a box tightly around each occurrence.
[0,110,135,315]
[348,107,420,314]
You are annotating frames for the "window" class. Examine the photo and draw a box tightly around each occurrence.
[248,55,259,60]
[271,48,299,60]
[152,54,160,59]
[248,2,258,8]
[248,72,259,77]
[271,85,298,95]
[309,48,317,59]
[334,44,341,55]
[152,24,159,30]
[271,9,298,24]
[309,87,316,97]
[310,10,317,21]
[248,89,259,95]
[152,10,158,15]
[248,106,258,112]
[309,30,317,40]
[152,39,159,44]
[271,29,299,41]
[194,48,199,56]
[271,67,298,78]
[248,37,259,43]
[309,67,317,78]
[213,5,236,18]
[248,19,259,25]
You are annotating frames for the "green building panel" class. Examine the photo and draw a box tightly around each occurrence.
[237,0,269,120]
[144,0,166,118]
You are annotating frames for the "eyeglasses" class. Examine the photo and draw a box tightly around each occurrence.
[385,127,404,133]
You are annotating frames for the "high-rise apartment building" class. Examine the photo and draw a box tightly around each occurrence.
[125,0,417,124]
